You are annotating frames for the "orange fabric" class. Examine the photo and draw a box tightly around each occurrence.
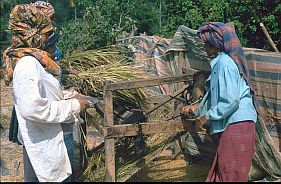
[3,48,59,84]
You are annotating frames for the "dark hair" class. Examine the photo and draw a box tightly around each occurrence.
[43,32,60,50]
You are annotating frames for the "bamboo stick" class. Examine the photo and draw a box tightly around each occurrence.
[260,23,279,52]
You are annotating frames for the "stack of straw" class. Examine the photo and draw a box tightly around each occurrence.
[61,47,150,110]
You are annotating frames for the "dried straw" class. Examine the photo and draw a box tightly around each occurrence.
[61,47,151,110]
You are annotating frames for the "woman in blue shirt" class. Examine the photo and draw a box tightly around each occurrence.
[183,22,257,182]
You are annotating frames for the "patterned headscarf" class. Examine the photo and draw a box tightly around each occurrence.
[30,1,55,18]
[9,4,54,49]
[1,4,59,85]
[197,22,254,94]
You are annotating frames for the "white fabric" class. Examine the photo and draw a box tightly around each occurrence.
[12,56,81,182]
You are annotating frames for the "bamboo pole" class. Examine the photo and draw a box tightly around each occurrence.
[260,23,279,52]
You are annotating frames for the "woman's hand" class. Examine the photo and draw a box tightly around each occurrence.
[181,104,207,132]
[75,94,91,112]
[67,69,79,76]
[181,103,199,117]
[195,116,207,132]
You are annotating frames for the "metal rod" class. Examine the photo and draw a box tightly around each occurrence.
[144,84,189,116]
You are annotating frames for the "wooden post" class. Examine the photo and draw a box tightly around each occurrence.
[177,52,185,90]
[103,81,115,182]
[260,23,279,52]
[191,71,209,100]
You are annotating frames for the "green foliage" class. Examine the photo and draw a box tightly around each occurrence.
[59,0,158,56]
[160,0,280,50]
[160,0,228,37]
[59,14,114,56]
[0,0,35,52]
[50,0,75,24]
[227,0,281,49]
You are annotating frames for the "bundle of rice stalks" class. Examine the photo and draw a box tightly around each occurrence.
[61,48,151,110]
[62,48,128,69]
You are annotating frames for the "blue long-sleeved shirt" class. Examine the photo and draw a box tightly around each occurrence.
[196,52,257,135]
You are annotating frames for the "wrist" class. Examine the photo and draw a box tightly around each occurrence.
[71,98,81,114]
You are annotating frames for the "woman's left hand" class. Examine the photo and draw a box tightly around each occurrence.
[195,116,207,132]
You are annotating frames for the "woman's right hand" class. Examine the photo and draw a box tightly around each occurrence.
[75,94,91,112]
[181,103,199,116]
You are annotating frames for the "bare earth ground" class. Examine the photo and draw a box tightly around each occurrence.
[0,80,210,182]
[128,149,211,182]
[0,80,24,182]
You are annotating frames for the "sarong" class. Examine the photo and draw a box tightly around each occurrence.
[206,121,256,182]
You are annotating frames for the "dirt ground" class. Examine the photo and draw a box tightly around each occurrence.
[0,80,211,182]
[128,148,211,182]
[0,80,24,182]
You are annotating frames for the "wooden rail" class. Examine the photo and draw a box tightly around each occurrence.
[105,120,195,138]
[104,73,193,91]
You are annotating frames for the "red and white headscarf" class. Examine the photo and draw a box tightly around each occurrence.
[30,1,55,18]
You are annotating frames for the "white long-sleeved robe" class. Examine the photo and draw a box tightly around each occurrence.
[12,56,81,182]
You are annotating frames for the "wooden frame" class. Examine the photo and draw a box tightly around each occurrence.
[91,73,194,181]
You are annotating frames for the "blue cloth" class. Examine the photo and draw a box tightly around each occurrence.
[63,133,74,182]
[64,134,74,168]
[197,52,257,135]
[54,46,62,62]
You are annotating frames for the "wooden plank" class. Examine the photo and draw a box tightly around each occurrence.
[178,52,186,74]
[172,51,179,75]
[260,23,279,52]
[104,74,193,91]
[103,81,115,182]
[104,120,196,138]
[177,51,186,90]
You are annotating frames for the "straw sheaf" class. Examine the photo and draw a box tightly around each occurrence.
[62,48,151,109]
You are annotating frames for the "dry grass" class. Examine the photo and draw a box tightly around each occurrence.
[61,48,152,110]
[128,154,212,182]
